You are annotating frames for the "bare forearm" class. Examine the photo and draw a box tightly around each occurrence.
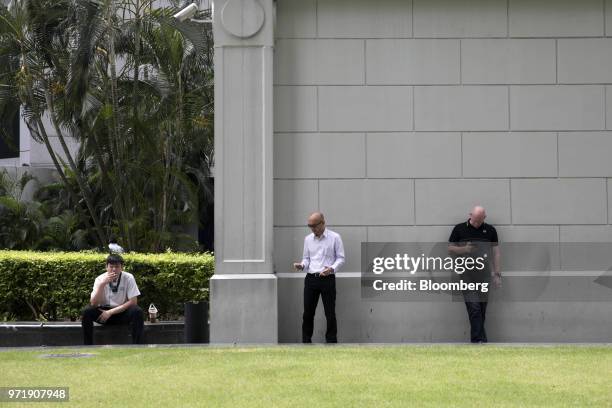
[109,298,136,315]
[448,245,466,256]
[493,260,500,275]
[492,248,501,276]
[90,284,106,306]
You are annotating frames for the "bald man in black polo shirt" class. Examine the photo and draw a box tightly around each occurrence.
[448,206,501,343]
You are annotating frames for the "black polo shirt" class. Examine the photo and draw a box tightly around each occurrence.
[448,219,498,245]
[449,219,498,279]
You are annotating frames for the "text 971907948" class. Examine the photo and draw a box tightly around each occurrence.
[0,387,69,402]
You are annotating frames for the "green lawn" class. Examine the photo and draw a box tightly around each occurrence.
[1,345,611,407]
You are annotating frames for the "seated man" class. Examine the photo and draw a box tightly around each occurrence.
[81,254,144,345]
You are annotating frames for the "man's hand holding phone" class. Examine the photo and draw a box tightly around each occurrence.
[463,242,475,255]
[320,267,333,277]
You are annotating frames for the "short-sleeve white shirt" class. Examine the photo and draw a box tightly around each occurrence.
[91,271,141,307]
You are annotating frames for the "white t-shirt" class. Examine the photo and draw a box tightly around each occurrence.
[91,271,141,307]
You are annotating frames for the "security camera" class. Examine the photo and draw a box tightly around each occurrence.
[173,3,199,22]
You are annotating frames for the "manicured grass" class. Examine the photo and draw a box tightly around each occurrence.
[0,345,611,407]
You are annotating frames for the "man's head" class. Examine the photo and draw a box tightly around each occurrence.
[469,206,487,228]
[307,212,326,237]
[106,254,124,276]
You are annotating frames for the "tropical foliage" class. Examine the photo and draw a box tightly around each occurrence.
[0,168,104,250]
[0,170,43,249]
[0,250,214,321]
[0,0,214,252]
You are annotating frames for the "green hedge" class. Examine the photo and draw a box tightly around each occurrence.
[0,251,214,321]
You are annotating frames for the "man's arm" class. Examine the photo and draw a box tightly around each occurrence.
[90,276,110,306]
[490,245,501,289]
[448,243,473,256]
[109,297,138,314]
[491,245,501,276]
[97,297,138,323]
[330,235,346,273]
[293,237,310,271]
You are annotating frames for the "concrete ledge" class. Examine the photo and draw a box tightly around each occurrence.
[0,322,186,347]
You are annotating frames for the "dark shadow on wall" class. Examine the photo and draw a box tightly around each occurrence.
[198,177,214,252]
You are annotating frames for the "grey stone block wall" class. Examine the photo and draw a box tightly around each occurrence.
[273,0,612,342]
[461,39,556,84]
[274,0,612,246]
[277,276,612,343]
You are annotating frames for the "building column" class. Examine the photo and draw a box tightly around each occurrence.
[210,0,277,343]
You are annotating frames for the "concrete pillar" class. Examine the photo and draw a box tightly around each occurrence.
[210,0,277,343]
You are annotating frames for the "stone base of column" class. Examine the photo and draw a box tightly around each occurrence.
[210,274,278,343]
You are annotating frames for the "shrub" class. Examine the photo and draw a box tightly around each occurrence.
[0,251,214,321]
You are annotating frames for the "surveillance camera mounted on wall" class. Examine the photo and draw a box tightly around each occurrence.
[173,3,212,23]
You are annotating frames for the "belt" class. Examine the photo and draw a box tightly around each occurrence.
[310,272,334,278]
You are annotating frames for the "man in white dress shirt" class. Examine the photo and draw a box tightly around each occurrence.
[293,212,345,343]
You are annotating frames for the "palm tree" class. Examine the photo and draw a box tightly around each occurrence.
[0,0,214,252]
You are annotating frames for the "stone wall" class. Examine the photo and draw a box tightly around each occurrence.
[273,0,612,342]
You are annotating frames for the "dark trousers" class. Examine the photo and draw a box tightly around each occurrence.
[81,305,144,345]
[302,273,337,343]
[463,291,488,343]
